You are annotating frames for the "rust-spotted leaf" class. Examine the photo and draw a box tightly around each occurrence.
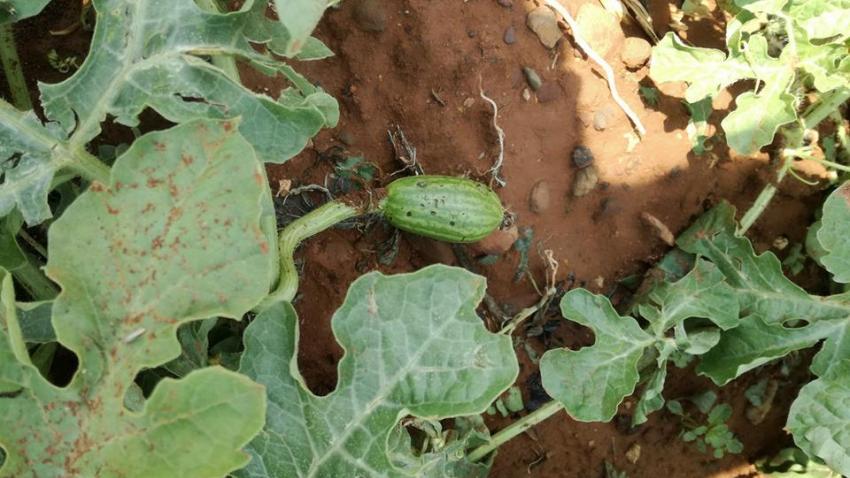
[0,119,273,477]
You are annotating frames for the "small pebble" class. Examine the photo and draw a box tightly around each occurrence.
[526,6,562,48]
[467,29,477,38]
[503,26,516,44]
[522,67,542,91]
[462,97,475,108]
[573,165,599,197]
[522,88,532,101]
[353,0,386,32]
[497,0,513,7]
[529,180,551,213]
[572,145,594,169]
[536,82,561,103]
[625,443,641,464]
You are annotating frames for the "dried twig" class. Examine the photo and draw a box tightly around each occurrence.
[387,125,423,175]
[542,0,647,136]
[499,250,559,335]
[281,184,333,207]
[478,80,507,187]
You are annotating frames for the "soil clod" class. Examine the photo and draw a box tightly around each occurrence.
[353,0,386,32]
[536,82,562,103]
[475,225,519,256]
[621,37,652,69]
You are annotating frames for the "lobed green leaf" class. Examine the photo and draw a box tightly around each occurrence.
[541,289,654,422]
[39,0,336,162]
[238,265,519,477]
[0,119,273,477]
[788,360,850,476]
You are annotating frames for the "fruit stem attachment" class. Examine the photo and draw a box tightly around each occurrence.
[467,400,565,462]
[259,194,386,310]
[263,201,359,305]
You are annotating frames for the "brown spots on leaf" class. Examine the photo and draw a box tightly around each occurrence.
[181,153,194,166]
[89,182,106,192]
[151,236,164,250]
[260,241,269,254]
[169,182,179,198]
[153,142,166,152]
[222,121,233,132]
[168,207,183,222]
[106,205,120,215]
[147,178,162,188]
[124,312,144,325]
[254,169,264,186]
[141,202,155,214]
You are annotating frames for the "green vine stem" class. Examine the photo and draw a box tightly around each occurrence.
[737,87,850,236]
[13,254,58,300]
[66,144,112,184]
[194,0,241,82]
[259,200,361,308]
[467,400,565,462]
[0,23,32,110]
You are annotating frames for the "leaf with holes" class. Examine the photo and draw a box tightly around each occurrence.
[236,265,519,478]
[40,0,336,162]
[0,119,273,477]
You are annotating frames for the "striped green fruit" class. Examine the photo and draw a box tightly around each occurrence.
[382,175,504,243]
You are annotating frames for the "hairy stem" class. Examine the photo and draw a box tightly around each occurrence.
[259,201,361,308]
[66,144,111,184]
[737,165,787,236]
[0,23,32,110]
[194,0,241,82]
[468,400,565,462]
[738,88,850,235]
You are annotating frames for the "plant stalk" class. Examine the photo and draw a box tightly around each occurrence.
[259,201,361,308]
[66,144,111,184]
[737,88,850,236]
[194,0,241,82]
[0,23,32,110]
[467,400,565,462]
[13,254,58,301]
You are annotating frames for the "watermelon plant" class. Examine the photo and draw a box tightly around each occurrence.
[2,0,850,476]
